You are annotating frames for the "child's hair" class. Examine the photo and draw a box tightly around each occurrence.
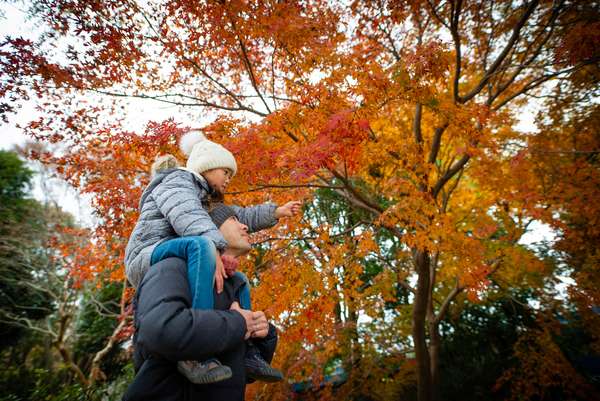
[150,154,180,177]
[203,190,225,209]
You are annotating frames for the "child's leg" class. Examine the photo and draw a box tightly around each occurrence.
[151,236,217,309]
[150,236,231,384]
[236,271,283,382]
[234,271,252,310]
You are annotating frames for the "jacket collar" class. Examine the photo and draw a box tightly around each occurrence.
[178,167,213,194]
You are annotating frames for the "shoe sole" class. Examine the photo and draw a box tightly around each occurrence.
[247,372,284,383]
[183,366,233,384]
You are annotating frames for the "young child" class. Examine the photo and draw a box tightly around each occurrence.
[124,130,301,384]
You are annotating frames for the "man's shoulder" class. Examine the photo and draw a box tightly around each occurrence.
[139,257,188,290]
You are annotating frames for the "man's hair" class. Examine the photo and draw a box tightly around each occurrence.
[208,203,237,228]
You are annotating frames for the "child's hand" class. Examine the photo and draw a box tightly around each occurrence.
[214,254,228,294]
[221,254,239,276]
[275,201,302,219]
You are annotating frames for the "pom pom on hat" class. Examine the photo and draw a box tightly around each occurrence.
[179,130,206,156]
[179,129,237,176]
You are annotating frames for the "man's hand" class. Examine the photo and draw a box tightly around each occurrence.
[230,302,269,339]
[275,200,302,219]
[250,310,269,339]
[214,252,228,294]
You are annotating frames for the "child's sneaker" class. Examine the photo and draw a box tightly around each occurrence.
[177,359,232,384]
[245,343,283,382]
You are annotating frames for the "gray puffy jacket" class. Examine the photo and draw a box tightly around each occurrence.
[124,168,277,288]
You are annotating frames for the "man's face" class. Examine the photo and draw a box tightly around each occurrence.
[219,216,252,255]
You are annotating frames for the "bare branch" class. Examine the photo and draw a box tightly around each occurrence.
[90,316,129,384]
[226,182,344,195]
[0,313,55,336]
[330,169,384,214]
[487,2,563,106]
[135,4,266,117]
[235,37,272,114]
[84,87,267,116]
[434,279,463,325]
[253,220,367,245]
[378,21,402,62]
[459,0,540,103]
[425,0,450,28]
[493,56,600,110]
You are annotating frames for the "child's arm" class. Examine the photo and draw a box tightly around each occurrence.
[274,201,302,219]
[232,201,302,233]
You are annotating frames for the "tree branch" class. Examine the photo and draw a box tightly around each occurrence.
[226,183,343,195]
[253,220,367,245]
[459,0,540,103]
[487,1,562,106]
[413,103,423,145]
[428,123,449,164]
[492,56,600,110]
[84,87,267,116]
[450,0,463,103]
[434,279,463,325]
[432,154,470,198]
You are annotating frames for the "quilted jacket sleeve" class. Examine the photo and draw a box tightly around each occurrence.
[231,203,278,234]
[152,170,228,250]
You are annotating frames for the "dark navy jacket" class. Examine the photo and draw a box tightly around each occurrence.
[122,257,277,401]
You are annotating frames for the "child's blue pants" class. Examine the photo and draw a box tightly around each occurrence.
[150,236,251,310]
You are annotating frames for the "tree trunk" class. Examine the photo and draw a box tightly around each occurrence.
[413,250,432,401]
[54,343,89,387]
[89,317,128,384]
[347,295,361,368]
[428,319,441,401]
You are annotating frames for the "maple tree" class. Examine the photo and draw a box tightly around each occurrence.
[2,0,599,400]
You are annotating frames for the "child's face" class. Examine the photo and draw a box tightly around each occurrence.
[203,168,232,193]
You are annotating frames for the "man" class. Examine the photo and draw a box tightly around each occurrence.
[123,204,279,401]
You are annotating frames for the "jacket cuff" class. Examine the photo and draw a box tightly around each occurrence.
[230,309,248,337]
[268,203,278,225]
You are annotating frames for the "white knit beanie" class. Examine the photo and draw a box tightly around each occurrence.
[179,130,237,176]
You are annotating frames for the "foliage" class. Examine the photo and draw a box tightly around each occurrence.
[1,1,599,400]
[439,290,538,400]
[0,361,134,401]
[0,151,54,349]
[73,281,126,379]
[0,150,34,220]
